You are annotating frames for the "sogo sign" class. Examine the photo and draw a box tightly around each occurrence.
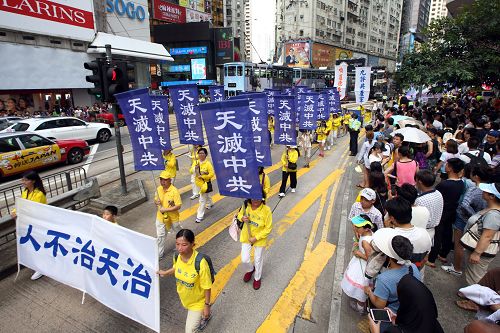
[106,0,146,21]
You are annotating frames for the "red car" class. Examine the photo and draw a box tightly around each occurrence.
[96,112,126,126]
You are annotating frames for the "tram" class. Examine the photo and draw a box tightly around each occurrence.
[292,67,336,89]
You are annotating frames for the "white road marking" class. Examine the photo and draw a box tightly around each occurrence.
[83,144,99,174]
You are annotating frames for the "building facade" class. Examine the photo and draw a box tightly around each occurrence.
[399,0,431,59]
[428,0,448,22]
[276,0,403,72]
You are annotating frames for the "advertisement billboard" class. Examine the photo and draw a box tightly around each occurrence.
[284,42,310,68]
[191,58,206,80]
[215,28,234,65]
[335,48,353,60]
[179,0,204,12]
[0,0,95,41]
[311,43,335,68]
[186,8,211,22]
[169,46,208,55]
[153,0,186,23]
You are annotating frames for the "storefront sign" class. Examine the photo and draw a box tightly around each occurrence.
[335,48,353,60]
[179,0,204,12]
[152,0,186,23]
[0,0,95,41]
[166,64,191,73]
[311,43,335,68]
[191,58,206,80]
[284,42,310,68]
[106,0,146,21]
[169,46,207,55]
[186,8,211,22]
[215,28,234,65]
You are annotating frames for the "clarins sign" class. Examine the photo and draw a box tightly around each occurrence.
[0,0,96,41]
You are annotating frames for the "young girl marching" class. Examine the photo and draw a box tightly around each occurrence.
[316,120,328,157]
[341,214,375,313]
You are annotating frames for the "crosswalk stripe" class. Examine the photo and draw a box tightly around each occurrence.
[256,241,337,333]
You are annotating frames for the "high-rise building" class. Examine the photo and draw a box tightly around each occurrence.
[399,0,431,58]
[225,0,249,60]
[276,0,404,72]
[428,0,448,23]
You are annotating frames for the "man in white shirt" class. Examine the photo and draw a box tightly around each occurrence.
[396,184,430,230]
[459,137,492,165]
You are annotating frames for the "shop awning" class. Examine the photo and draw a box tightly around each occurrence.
[88,32,174,62]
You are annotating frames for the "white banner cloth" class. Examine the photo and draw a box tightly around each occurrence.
[355,66,371,104]
[16,198,160,332]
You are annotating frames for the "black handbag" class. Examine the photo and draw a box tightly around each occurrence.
[287,151,297,171]
[206,180,213,193]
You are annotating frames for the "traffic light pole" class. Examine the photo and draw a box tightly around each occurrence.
[105,44,128,195]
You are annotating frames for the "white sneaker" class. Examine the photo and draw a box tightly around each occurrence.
[206,204,213,210]
[291,188,296,193]
[441,264,462,276]
[278,193,285,198]
[190,194,200,200]
[31,271,43,280]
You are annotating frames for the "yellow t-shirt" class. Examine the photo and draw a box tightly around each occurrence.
[326,118,333,132]
[236,203,273,247]
[268,117,275,133]
[194,159,215,188]
[316,127,327,141]
[281,149,299,172]
[173,250,213,311]
[189,148,199,174]
[343,114,351,125]
[259,173,271,197]
[155,185,182,223]
[12,188,47,215]
[332,117,342,129]
[162,152,177,178]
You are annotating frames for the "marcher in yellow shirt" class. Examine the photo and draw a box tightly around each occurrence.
[258,166,271,198]
[237,197,273,290]
[162,149,177,183]
[268,115,275,147]
[194,148,215,223]
[154,170,182,258]
[279,146,299,197]
[316,120,328,157]
[342,112,351,136]
[326,115,333,150]
[332,113,342,145]
[12,170,47,281]
[189,144,203,200]
[158,229,212,333]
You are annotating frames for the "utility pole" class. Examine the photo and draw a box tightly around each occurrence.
[105,44,128,194]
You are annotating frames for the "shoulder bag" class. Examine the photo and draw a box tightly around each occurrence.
[229,201,248,242]
[287,151,297,171]
[460,209,500,257]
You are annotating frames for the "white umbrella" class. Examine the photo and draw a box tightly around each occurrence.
[392,127,431,143]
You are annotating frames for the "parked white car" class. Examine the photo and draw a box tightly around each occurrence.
[2,117,113,143]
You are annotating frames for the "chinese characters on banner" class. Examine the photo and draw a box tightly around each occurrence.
[115,88,164,170]
[298,92,319,130]
[208,85,224,102]
[317,91,329,120]
[273,95,297,145]
[16,199,160,332]
[170,84,205,145]
[325,88,341,114]
[264,89,280,115]
[334,62,348,100]
[295,86,308,94]
[198,100,262,199]
[355,66,371,104]
[149,95,172,151]
[232,93,272,166]
[282,87,293,96]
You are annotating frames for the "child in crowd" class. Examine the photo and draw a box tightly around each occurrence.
[102,205,118,224]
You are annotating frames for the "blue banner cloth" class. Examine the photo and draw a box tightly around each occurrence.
[273,95,297,145]
[317,91,329,120]
[170,84,205,145]
[231,93,272,166]
[149,95,172,151]
[209,85,224,102]
[298,92,319,130]
[198,100,262,199]
[115,88,164,170]
[264,89,280,115]
[325,88,341,114]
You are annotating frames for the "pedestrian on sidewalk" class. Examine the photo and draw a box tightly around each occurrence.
[341,214,374,313]
[158,229,213,333]
[11,170,47,281]
[279,145,299,197]
[384,146,419,188]
[237,194,273,290]
[189,145,203,200]
[348,188,384,230]
[357,131,376,188]
[415,170,444,242]
[155,170,182,259]
[434,139,460,180]
[102,205,119,225]
[299,129,312,167]
[348,113,362,156]
[162,148,177,184]
[194,148,214,223]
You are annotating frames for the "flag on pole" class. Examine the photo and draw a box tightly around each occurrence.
[170,84,205,145]
[274,95,297,145]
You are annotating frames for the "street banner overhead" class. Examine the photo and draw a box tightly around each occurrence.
[0,0,96,41]
[273,95,297,146]
[232,93,272,166]
[199,99,262,199]
[170,84,205,146]
[16,198,160,332]
[115,88,164,170]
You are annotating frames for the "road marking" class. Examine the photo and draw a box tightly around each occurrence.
[304,193,327,258]
[210,169,343,303]
[83,143,99,175]
[256,241,337,333]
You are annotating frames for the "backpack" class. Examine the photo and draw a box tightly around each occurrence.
[174,251,216,283]
[464,151,489,169]
[414,151,428,169]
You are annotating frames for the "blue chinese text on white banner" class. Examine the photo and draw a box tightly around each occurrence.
[299,92,319,130]
[170,84,205,145]
[209,85,224,102]
[355,66,371,104]
[115,88,164,170]
[150,95,172,151]
[232,93,272,166]
[198,100,262,199]
[16,199,160,332]
[274,95,297,145]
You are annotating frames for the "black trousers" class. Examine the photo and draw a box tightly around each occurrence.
[349,130,359,154]
[279,171,297,193]
[428,213,454,263]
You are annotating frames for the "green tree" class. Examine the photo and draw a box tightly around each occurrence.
[396,0,500,90]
